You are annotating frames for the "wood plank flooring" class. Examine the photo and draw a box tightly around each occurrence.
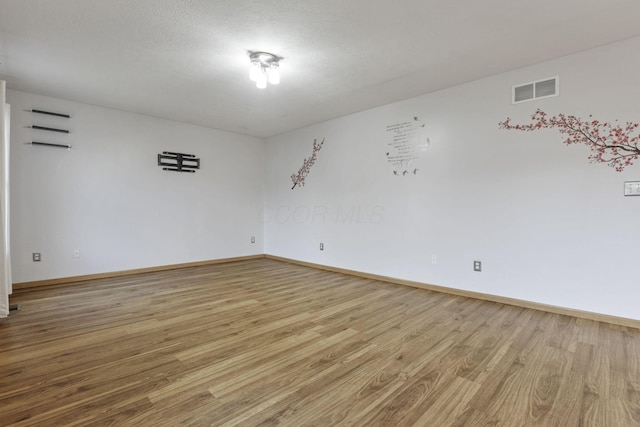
[1,258,639,426]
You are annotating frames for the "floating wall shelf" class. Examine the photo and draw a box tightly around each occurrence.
[27,141,72,149]
[26,108,72,149]
[29,109,71,118]
[30,125,69,133]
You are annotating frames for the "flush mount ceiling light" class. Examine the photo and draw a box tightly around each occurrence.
[248,51,281,89]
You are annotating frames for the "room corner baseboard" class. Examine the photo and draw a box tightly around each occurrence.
[265,255,640,330]
[12,253,639,329]
[12,254,266,290]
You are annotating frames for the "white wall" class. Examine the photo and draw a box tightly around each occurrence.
[9,90,264,283]
[264,36,640,321]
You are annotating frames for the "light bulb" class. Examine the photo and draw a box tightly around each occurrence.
[256,69,267,88]
[249,61,261,82]
[268,63,280,85]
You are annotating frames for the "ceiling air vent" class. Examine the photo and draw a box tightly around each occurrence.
[512,76,559,104]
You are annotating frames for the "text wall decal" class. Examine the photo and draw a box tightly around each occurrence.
[385,116,430,176]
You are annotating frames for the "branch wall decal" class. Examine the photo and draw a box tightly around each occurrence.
[499,109,640,171]
[291,138,324,189]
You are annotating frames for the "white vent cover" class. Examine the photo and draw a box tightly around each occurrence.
[512,76,559,104]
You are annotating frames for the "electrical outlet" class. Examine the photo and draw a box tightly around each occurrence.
[474,260,482,272]
[73,248,80,258]
[320,243,324,251]
[33,252,41,262]
[431,254,437,264]
[251,236,255,244]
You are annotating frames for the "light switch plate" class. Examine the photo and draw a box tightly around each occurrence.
[624,181,640,196]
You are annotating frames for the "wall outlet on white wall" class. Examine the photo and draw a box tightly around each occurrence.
[474,260,482,272]
[251,236,255,244]
[320,243,324,251]
[32,252,41,262]
[73,248,80,258]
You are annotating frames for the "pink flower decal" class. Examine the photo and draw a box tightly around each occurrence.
[499,109,640,171]
[291,138,325,189]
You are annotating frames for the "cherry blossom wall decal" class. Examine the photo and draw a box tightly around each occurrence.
[291,138,324,189]
[499,109,640,171]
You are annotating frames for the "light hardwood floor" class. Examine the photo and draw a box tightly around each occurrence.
[1,258,639,426]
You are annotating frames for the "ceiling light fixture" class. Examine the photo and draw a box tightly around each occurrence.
[248,51,281,89]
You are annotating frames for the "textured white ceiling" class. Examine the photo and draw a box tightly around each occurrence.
[2,0,640,138]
